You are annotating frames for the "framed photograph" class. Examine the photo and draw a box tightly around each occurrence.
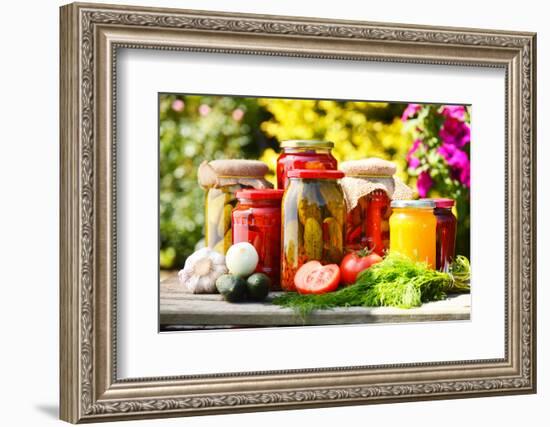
[60,2,537,423]
[158,94,474,331]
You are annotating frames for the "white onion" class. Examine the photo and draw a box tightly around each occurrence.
[225,242,259,277]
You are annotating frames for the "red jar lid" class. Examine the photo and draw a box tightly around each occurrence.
[236,189,284,200]
[287,169,345,179]
[432,198,455,208]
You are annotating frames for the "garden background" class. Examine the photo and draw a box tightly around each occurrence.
[159,94,471,270]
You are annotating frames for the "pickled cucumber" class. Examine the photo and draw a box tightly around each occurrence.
[304,218,323,260]
[323,217,343,263]
[285,240,297,266]
[284,219,300,242]
[319,183,345,225]
[319,182,342,204]
[298,193,322,225]
[213,229,232,254]
[217,203,233,237]
[284,218,301,267]
[207,190,226,226]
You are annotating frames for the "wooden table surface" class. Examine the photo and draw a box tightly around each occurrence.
[160,275,471,329]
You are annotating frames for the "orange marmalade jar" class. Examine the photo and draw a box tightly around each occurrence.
[389,199,437,268]
[232,189,284,289]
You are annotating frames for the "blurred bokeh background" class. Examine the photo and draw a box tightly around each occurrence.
[159,94,471,270]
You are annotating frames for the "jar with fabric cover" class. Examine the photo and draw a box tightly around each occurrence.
[340,158,414,256]
[198,159,272,254]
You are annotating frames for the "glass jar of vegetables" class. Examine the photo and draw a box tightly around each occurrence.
[232,189,284,288]
[198,160,272,254]
[277,140,337,189]
[281,169,345,291]
[431,198,457,271]
[389,199,437,268]
[340,158,414,256]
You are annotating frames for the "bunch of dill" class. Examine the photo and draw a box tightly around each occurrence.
[273,254,470,318]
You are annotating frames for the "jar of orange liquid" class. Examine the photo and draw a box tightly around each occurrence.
[389,200,436,268]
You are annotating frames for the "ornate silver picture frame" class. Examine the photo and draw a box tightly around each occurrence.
[60,2,536,423]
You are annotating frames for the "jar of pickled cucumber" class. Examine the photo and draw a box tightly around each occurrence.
[281,169,345,291]
[198,160,273,254]
[340,158,414,256]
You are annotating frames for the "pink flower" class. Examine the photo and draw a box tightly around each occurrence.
[171,99,185,112]
[438,143,471,188]
[439,117,470,148]
[416,171,433,197]
[198,104,211,116]
[232,108,244,121]
[441,105,466,120]
[406,139,423,169]
[458,166,470,188]
[401,103,422,122]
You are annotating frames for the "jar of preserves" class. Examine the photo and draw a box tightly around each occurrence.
[340,158,414,256]
[232,189,284,288]
[389,199,437,268]
[431,198,457,271]
[281,169,345,291]
[277,140,337,189]
[198,160,272,254]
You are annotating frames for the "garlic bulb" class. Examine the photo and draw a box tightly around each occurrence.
[178,247,228,293]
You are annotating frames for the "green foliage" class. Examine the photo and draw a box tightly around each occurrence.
[258,99,411,183]
[159,95,264,268]
[273,254,471,318]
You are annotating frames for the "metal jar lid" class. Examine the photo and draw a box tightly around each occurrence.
[280,140,334,149]
[390,199,436,209]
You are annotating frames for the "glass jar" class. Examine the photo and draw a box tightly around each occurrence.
[389,200,437,268]
[199,159,272,254]
[340,158,413,257]
[205,185,244,254]
[276,140,337,189]
[281,169,345,291]
[232,189,284,288]
[345,189,391,256]
[432,198,457,271]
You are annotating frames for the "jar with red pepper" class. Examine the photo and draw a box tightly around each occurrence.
[340,158,414,256]
[276,140,337,189]
[431,198,457,271]
[232,189,284,289]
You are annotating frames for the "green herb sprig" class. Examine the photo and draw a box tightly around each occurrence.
[273,254,471,318]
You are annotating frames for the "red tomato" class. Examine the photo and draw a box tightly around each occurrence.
[340,250,383,286]
[294,261,340,295]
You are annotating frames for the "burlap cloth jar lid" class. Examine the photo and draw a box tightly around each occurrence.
[340,158,414,211]
[198,159,273,189]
